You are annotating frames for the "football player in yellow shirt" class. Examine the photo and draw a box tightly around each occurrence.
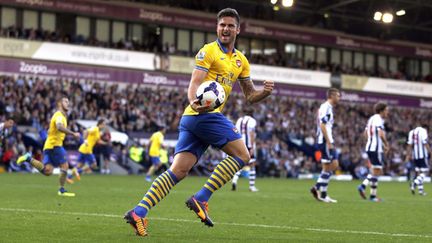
[17,96,80,196]
[70,119,107,180]
[145,126,166,182]
[124,8,274,237]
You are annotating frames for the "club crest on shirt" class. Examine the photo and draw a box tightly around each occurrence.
[196,51,206,61]
[236,59,242,67]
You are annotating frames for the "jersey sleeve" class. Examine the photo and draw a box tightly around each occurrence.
[195,45,214,72]
[373,117,384,130]
[407,131,413,145]
[318,105,329,124]
[248,119,257,131]
[88,127,97,136]
[238,56,251,82]
[55,114,66,126]
[421,129,428,144]
[158,133,164,144]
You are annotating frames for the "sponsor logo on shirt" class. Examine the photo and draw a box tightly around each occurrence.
[196,51,206,61]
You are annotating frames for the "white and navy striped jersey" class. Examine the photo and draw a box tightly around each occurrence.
[0,122,5,138]
[365,114,385,153]
[407,127,429,160]
[316,101,334,144]
[235,115,256,149]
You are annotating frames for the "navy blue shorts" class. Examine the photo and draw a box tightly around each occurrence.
[318,143,337,163]
[175,113,242,160]
[414,158,429,171]
[99,145,111,159]
[78,153,96,165]
[150,156,161,165]
[43,147,67,167]
[367,151,383,169]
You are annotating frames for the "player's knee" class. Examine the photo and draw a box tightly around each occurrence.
[170,167,187,180]
[43,168,53,176]
[238,153,251,166]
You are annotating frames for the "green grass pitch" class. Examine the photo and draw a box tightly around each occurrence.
[1,173,431,242]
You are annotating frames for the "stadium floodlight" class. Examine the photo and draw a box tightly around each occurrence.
[396,9,406,16]
[382,13,393,23]
[270,0,278,5]
[373,11,382,21]
[282,0,294,7]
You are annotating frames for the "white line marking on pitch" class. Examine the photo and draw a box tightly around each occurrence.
[0,207,431,239]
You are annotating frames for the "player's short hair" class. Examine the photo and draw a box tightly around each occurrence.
[97,118,106,126]
[420,121,429,130]
[217,8,240,26]
[326,88,340,99]
[243,106,254,116]
[374,102,387,114]
[56,95,68,105]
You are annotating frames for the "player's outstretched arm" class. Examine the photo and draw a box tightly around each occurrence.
[56,122,80,139]
[239,80,274,104]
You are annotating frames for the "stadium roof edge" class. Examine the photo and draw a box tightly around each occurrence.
[99,0,432,50]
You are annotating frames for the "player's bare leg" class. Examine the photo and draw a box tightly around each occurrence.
[146,164,162,182]
[58,162,75,197]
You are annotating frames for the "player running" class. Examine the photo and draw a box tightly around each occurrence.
[310,88,341,203]
[17,96,80,196]
[405,123,431,195]
[124,8,274,237]
[70,118,107,180]
[232,107,259,192]
[145,126,166,182]
[357,103,390,202]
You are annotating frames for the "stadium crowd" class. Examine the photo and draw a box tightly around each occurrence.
[1,26,431,83]
[1,75,431,178]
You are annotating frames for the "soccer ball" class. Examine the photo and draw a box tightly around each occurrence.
[196,81,225,109]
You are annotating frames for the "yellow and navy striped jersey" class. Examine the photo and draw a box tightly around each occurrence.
[149,131,164,157]
[78,126,101,154]
[183,39,251,115]
[43,111,67,150]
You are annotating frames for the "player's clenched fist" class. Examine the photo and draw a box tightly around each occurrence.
[263,80,274,95]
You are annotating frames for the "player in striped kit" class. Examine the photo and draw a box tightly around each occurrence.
[357,103,390,202]
[405,123,431,195]
[232,107,259,192]
[310,88,341,203]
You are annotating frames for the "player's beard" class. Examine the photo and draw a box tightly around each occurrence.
[62,104,69,113]
[219,33,236,46]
